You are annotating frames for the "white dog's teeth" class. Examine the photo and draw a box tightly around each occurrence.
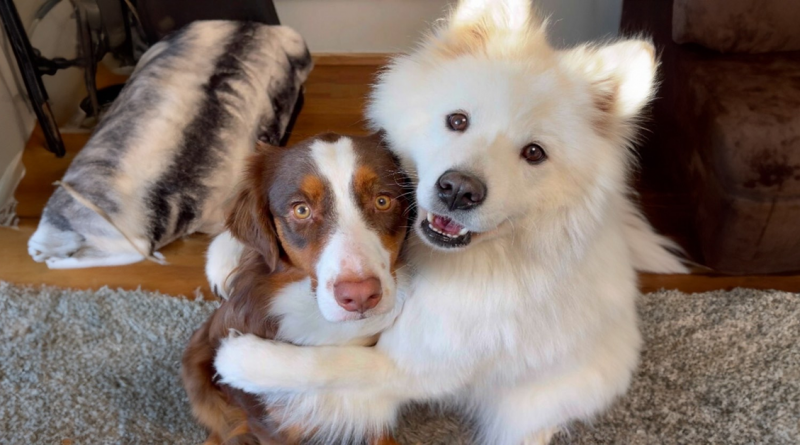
[431,226,456,238]
[425,213,466,239]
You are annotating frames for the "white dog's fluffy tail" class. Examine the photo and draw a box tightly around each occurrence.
[622,198,689,274]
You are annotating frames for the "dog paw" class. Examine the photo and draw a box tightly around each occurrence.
[214,334,303,393]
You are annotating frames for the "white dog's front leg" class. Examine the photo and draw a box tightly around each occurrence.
[214,333,400,394]
[475,356,634,445]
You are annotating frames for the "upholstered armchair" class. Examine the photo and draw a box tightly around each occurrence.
[624,0,800,274]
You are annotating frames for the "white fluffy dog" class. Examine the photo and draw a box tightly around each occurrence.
[212,1,686,443]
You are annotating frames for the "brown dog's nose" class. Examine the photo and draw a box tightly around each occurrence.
[334,277,382,313]
[437,170,487,211]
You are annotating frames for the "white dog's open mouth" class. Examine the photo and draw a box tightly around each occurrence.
[419,210,473,248]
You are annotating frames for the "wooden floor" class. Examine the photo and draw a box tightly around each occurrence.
[2,59,799,298]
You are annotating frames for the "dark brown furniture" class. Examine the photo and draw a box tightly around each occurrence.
[624,0,800,274]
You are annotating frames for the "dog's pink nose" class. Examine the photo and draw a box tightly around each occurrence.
[334,277,382,313]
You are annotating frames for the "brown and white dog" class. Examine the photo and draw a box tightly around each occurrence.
[181,133,409,444]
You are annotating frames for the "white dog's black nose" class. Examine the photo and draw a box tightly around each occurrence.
[437,170,487,211]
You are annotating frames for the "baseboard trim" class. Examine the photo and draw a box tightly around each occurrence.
[312,53,393,66]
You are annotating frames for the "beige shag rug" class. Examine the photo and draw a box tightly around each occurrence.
[0,281,798,444]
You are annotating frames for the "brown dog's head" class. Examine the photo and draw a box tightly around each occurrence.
[228,133,410,322]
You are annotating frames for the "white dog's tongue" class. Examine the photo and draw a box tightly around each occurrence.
[431,214,465,236]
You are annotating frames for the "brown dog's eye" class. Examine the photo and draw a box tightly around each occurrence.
[446,113,469,132]
[374,195,392,211]
[292,203,311,219]
[521,144,547,165]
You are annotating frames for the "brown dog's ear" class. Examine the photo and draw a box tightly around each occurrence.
[226,145,280,271]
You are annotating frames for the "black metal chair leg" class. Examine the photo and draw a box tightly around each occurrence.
[72,0,101,118]
[0,0,66,157]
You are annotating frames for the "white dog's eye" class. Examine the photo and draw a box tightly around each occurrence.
[446,112,469,132]
[521,144,547,165]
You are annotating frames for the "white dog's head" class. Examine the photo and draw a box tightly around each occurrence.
[368,0,657,251]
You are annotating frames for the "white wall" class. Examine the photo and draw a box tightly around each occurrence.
[274,0,623,53]
[0,4,33,226]
[275,0,452,53]
[539,0,623,47]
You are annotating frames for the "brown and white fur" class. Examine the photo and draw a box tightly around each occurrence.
[182,133,409,444]
[211,1,688,444]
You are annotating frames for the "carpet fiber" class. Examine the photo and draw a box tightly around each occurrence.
[1,282,798,444]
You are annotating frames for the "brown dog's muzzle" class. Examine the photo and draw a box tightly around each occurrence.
[333,277,382,313]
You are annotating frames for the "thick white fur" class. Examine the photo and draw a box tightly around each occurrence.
[213,1,686,443]
[258,275,408,443]
[270,278,404,347]
[205,230,244,298]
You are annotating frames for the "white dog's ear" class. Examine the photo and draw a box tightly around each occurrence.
[438,0,549,55]
[564,39,658,121]
[450,0,536,31]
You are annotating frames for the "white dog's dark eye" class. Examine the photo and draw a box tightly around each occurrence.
[446,113,469,132]
[521,144,547,164]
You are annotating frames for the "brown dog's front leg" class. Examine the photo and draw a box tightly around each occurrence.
[202,431,223,445]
